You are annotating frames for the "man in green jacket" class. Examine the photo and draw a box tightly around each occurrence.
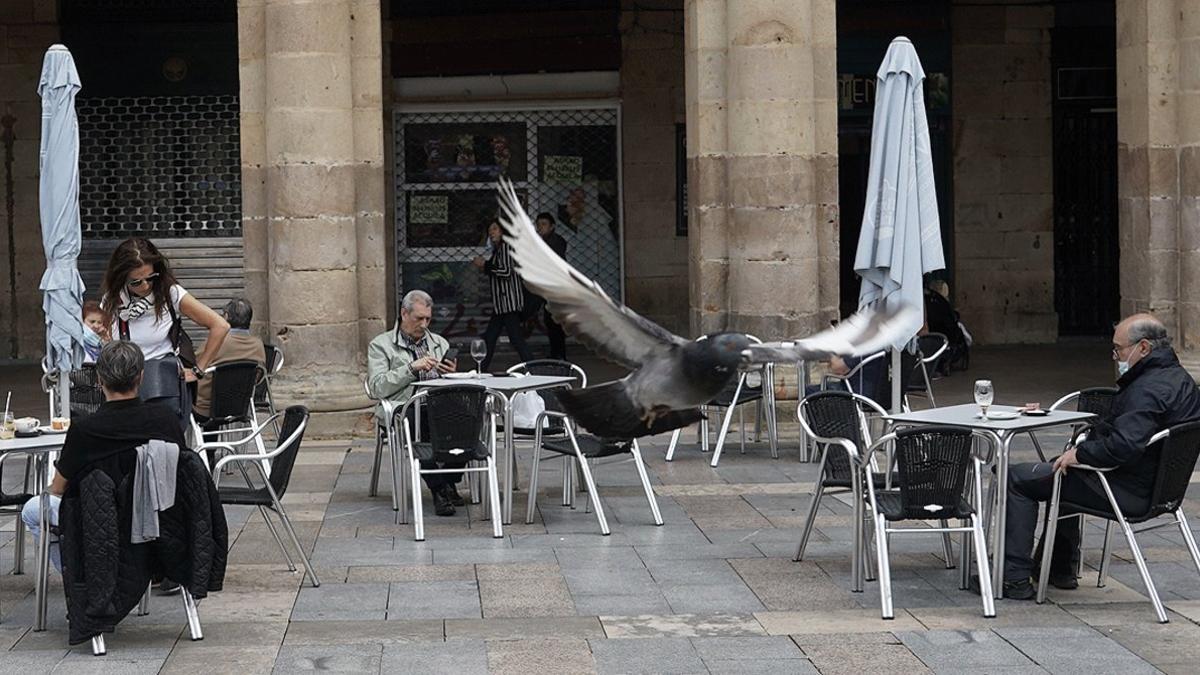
[367,289,463,515]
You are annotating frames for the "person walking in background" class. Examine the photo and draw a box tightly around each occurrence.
[100,237,230,431]
[525,212,568,360]
[473,219,533,371]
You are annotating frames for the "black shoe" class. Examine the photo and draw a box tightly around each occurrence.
[1049,573,1079,590]
[969,575,1036,600]
[432,489,456,517]
[157,579,182,596]
[443,484,466,506]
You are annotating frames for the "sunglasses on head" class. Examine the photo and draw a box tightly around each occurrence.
[127,273,160,289]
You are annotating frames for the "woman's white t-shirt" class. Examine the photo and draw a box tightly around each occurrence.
[109,284,189,361]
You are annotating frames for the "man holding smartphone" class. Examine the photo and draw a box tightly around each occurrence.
[366,289,465,516]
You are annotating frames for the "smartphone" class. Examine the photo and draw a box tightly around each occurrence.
[442,347,459,364]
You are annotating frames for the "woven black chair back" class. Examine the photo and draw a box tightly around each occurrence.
[1148,420,1200,517]
[266,405,310,499]
[254,344,280,406]
[209,360,263,424]
[514,360,580,429]
[802,391,864,483]
[68,365,104,421]
[424,385,491,462]
[1075,387,1118,417]
[893,425,975,520]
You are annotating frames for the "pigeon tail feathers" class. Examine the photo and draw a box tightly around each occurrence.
[556,381,704,440]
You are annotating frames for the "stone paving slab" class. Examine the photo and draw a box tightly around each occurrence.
[444,616,605,640]
[282,619,444,646]
[273,644,383,673]
[161,645,280,674]
[600,613,768,639]
[485,637,597,674]
[589,636,707,674]
[381,639,489,674]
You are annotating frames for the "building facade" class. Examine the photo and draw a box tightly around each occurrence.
[0,0,1197,429]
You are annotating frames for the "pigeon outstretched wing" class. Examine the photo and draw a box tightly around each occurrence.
[496,178,686,369]
[742,304,923,363]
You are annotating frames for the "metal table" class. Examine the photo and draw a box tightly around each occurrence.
[0,432,66,631]
[413,375,576,524]
[887,403,1095,599]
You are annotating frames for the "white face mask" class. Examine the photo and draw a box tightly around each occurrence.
[1117,360,1131,377]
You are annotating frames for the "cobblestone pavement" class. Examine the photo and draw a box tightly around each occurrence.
[3,344,1200,673]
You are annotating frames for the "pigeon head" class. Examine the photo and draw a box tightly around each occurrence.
[683,332,751,386]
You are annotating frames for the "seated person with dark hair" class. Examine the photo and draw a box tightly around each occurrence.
[22,340,187,574]
[192,297,267,421]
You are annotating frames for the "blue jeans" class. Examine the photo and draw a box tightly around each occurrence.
[21,495,62,572]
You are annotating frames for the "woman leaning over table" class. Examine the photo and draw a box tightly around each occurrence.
[100,237,229,431]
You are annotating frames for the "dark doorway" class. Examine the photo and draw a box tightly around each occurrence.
[1052,23,1118,336]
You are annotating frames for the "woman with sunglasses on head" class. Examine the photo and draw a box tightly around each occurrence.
[100,237,230,431]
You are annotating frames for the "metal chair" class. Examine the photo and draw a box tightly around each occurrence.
[665,334,779,467]
[821,350,888,396]
[394,386,503,541]
[1036,421,1200,623]
[794,391,890,592]
[213,406,320,587]
[864,425,995,620]
[1029,387,1118,461]
[191,360,269,470]
[364,380,408,522]
[902,333,949,410]
[524,407,663,535]
[507,360,587,506]
[253,343,284,436]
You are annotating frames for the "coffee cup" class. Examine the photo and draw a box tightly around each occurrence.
[14,417,40,433]
[51,416,70,431]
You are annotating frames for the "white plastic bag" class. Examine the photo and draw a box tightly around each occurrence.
[510,390,548,429]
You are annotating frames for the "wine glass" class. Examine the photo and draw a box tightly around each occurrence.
[0,412,13,440]
[974,379,994,418]
[470,338,487,375]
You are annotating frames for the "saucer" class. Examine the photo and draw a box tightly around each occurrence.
[14,429,42,438]
[38,426,68,434]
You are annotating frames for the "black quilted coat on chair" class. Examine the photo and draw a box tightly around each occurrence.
[59,450,228,645]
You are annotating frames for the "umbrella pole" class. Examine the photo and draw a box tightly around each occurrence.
[891,348,902,415]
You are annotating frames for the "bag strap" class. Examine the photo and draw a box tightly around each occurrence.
[118,318,130,341]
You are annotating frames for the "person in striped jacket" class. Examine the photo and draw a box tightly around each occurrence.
[473,220,534,371]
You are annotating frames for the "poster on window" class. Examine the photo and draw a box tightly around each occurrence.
[403,122,528,184]
[405,188,529,248]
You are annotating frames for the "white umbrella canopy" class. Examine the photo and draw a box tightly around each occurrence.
[38,44,86,416]
[853,37,946,412]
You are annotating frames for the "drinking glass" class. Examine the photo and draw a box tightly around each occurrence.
[470,338,487,374]
[0,412,14,441]
[974,379,994,418]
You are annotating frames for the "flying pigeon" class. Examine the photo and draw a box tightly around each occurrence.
[495,178,919,440]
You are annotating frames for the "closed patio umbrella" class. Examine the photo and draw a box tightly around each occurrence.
[853,36,946,413]
[37,44,86,417]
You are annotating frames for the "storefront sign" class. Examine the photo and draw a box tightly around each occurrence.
[409,194,449,224]
[838,72,950,113]
[543,154,583,185]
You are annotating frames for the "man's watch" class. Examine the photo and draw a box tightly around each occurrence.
[191,365,205,379]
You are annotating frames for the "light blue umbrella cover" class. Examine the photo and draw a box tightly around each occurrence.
[38,44,87,375]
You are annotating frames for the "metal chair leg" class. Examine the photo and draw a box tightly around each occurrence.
[182,589,204,640]
[1098,520,1114,587]
[1029,432,1048,462]
[259,505,296,572]
[1095,476,1167,623]
[739,405,746,454]
[711,377,745,467]
[91,634,106,656]
[874,513,894,620]
[487,456,503,539]
[1076,514,1087,579]
[271,502,320,587]
[369,427,384,497]
[940,521,956,569]
[630,440,663,526]
[794,483,825,562]
[1176,510,1200,577]
[525,440,543,525]
[560,455,571,506]
[137,582,151,616]
[665,428,682,462]
[568,431,609,535]
[1036,473,1064,604]
[972,513,996,617]
[410,456,425,541]
[12,511,26,575]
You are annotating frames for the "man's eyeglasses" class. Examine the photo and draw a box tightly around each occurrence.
[127,273,160,289]
[1112,340,1142,359]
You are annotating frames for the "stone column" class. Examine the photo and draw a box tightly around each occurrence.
[237,0,384,417]
[1116,0,1200,369]
[684,0,838,339]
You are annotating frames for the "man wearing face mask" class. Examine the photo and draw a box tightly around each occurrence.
[995,314,1200,599]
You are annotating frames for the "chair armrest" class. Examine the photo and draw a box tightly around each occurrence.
[1049,391,1081,412]
[534,410,571,425]
[1071,463,1117,472]
[195,410,284,450]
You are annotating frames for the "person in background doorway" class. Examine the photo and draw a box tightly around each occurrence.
[522,212,568,360]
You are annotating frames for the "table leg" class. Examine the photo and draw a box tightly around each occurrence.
[990,431,1012,600]
[503,395,515,525]
[34,454,49,631]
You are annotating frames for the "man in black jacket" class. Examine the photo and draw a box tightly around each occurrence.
[1000,314,1200,599]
